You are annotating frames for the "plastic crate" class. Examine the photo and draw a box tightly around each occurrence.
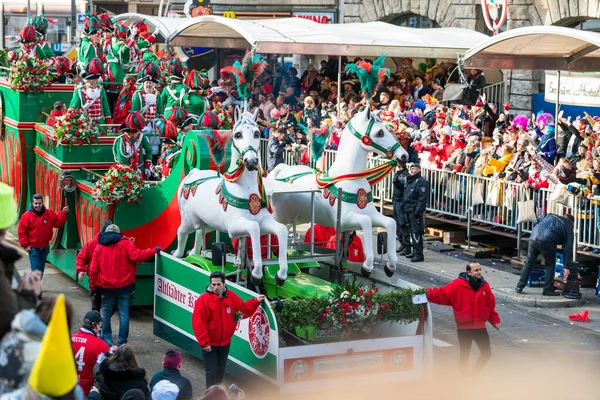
[527,269,546,288]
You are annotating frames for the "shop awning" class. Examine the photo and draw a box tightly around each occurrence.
[463,25,600,71]
[167,16,489,58]
[113,13,185,40]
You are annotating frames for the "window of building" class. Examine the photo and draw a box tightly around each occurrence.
[386,13,440,29]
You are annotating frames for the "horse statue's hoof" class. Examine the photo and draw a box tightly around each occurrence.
[361,266,372,278]
[275,275,285,286]
[384,264,395,278]
[250,275,262,287]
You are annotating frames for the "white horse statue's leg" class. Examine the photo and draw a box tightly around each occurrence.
[173,220,198,258]
[228,218,264,286]
[189,229,204,256]
[370,212,398,277]
[346,210,375,277]
[259,216,289,285]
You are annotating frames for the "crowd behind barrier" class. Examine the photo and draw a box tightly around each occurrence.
[260,139,598,261]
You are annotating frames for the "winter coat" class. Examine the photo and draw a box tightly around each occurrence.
[149,368,193,400]
[427,272,500,330]
[88,232,156,293]
[482,153,512,177]
[17,206,68,249]
[267,136,285,172]
[530,214,574,265]
[192,288,260,348]
[71,329,109,396]
[392,169,409,202]
[0,310,47,395]
[75,221,113,276]
[403,172,429,213]
[444,147,466,172]
[92,360,150,400]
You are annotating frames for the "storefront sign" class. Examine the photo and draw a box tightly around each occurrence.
[545,72,600,107]
[292,12,335,24]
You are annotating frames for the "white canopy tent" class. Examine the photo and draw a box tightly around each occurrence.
[167,16,488,58]
[463,25,600,72]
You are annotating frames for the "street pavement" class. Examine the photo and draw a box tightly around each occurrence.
[8,235,600,399]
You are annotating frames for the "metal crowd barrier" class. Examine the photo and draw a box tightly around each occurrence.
[259,139,590,259]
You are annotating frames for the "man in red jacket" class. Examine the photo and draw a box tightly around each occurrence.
[71,310,117,396]
[427,262,500,373]
[18,193,69,277]
[192,271,265,388]
[89,224,158,346]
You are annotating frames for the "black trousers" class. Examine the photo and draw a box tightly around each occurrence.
[203,344,230,388]
[406,211,425,257]
[393,201,411,248]
[457,328,491,372]
[517,240,556,292]
[91,293,102,312]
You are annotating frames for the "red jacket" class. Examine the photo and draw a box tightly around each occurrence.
[18,207,68,249]
[427,274,500,330]
[232,234,279,260]
[76,238,99,276]
[71,328,109,396]
[325,233,365,263]
[192,289,260,348]
[88,233,156,291]
[305,224,336,248]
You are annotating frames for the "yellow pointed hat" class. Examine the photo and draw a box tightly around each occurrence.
[0,183,18,230]
[28,294,78,397]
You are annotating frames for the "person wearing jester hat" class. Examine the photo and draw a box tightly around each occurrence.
[182,69,208,119]
[97,13,115,61]
[156,119,180,180]
[70,58,112,124]
[27,14,55,60]
[112,75,138,125]
[128,20,161,65]
[114,112,153,179]
[76,14,102,70]
[131,63,161,123]
[11,25,46,60]
[158,57,189,119]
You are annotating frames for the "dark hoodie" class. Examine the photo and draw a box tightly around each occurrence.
[98,231,125,246]
[458,271,484,292]
[92,360,150,400]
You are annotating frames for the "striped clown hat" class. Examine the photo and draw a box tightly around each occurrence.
[121,112,146,133]
[197,111,220,129]
[184,70,209,90]
[97,13,115,32]
[27,14,50,36]
[156,117,178,140]
[54,57,72,77]
[137,62,161,84]
[168,107,189,127]
[18,25,39,43]
[165,57,185,80]
[83,58,104,80]
[83,15,102,36]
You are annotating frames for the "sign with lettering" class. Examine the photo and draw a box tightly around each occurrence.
[545,72,600,107]
[292,12,335,24]
[77,14,86,25]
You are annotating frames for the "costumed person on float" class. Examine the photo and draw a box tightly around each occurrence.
[128,20,160,63]
[113,112,153,179]
[9,26,45,60]
[131,63,161,122]
[156,118,180,179]
[76,14,102,70]
[112,74,137,125]
[182,69,209,119]
[69,58,112,124]
[158,57,189,120]
[27,14,55,60]
[106,21,140,113]
[97,13,115,61]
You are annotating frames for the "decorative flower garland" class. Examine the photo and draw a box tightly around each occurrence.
[9,55,51,93]
[213,105,232,129]
[54,108,100,147]
[94,163,146,204]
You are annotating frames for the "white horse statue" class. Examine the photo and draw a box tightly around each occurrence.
[268,106,408,277]
[173,107,289,285]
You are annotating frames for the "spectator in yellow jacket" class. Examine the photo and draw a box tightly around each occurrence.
[483,144,513,177]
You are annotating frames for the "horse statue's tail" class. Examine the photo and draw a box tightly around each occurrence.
[267,164,287,180]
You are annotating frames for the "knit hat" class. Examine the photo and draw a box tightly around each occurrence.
[97,13,114,32]
[156,117,178,140]
[165,57,185,79]
[83,58,104,80]
[185,69,209,90]
[120,112,146,133]
[105,224,120,233]
[0,183,17,230]
[83,15,102,36]
[197,111,220,129]
[53,56,72,77]
[151,380,179,400]
[122,389,147,400]
[18,25,39,43]
[163,350,182,369]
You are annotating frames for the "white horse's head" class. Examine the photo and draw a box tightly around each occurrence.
[232,106,261,171]
[347,105,409,162]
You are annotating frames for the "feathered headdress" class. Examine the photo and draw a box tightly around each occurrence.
[345,54,390,99]
[199,130,232,170]
[219,50,267,101]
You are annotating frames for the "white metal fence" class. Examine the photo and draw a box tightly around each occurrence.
[260,139,594,258]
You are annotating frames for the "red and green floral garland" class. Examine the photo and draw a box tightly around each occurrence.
[214,105,233,129]
[94,163,146,204]
[54,108,100,147]
[9,55,51,93]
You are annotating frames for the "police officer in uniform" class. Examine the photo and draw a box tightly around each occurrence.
[403,163,430,262]
[393,162,411,255]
